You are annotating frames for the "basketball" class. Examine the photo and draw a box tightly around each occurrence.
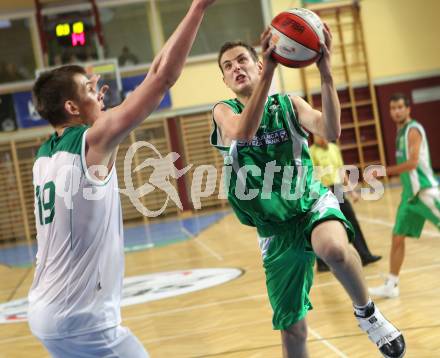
[270,8,325,68]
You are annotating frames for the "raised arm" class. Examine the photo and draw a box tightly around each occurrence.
[296,24,341,141]
[213,28,277,143]
[86,0,216,168]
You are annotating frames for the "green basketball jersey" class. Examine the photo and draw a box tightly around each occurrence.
[211,94,327,237]
[396,119,438,198]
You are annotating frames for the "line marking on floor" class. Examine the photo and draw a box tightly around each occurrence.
[181,226,223,261]
[309,327,350,358]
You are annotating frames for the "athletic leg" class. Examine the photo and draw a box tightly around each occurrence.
[368,235,403,299]
[311,220,367,305]
[311,219,405,357]
[370,197,425,299]
[390,235,405,276]
[281,318,308,358]
[257,230,315,356]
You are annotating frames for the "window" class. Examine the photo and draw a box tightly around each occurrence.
[0,18,36,84]
[100,3,154,66]
[158,0,265,57]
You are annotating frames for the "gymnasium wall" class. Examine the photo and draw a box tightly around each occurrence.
[1,0,439,111]
[360,0,440,170]
[362,0,440,81]
[376,76,440,170]
[171,0,440,108]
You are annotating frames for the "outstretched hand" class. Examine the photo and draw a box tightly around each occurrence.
[316,23,333,78]
[260,27,278,75]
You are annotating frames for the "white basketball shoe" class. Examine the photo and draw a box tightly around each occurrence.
[369,281,400,298]
[355,303,406,358]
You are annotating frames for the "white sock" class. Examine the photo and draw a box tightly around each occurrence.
[386,274,399,287]
[353,298,374,317]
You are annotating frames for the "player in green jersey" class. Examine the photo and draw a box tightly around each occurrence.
[211,27,405,358]
[369,93,440,299]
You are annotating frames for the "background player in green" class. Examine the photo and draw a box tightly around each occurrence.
[369,93,440,298]
[212,26,405,357]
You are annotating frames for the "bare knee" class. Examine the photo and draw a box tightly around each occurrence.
[315,239,348,264]
[281,321,308,344]
[311,221,349,265]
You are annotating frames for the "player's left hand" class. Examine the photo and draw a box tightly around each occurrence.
[316,23,333,78]
[260,27,278,76]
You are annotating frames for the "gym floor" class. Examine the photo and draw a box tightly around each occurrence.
[1,186,439,357]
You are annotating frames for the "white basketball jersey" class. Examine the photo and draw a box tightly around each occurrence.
[28,125,124,339]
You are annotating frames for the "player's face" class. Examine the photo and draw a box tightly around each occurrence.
[75,74,105,124]
[220,46,262,96]
[389,99,410,124]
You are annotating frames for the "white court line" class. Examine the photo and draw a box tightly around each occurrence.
[357,215,440,238]
[308,328,350,358]
[181,226,223,261]
[131,247,254,273]
[143,318,270,344]
[125,292,268,322]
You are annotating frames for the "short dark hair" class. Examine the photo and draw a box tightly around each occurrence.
[389,92,410,107]
[32,65,87,126]
[217,41,259,72]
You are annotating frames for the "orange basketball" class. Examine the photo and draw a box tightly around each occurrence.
[270,8,325,68]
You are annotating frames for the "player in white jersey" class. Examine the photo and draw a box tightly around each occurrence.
[28,1,216,357]
[369,93,440,298]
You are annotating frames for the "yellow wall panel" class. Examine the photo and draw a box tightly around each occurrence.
[362,0,440,79]
[169,61,231,108]
[272,0,302,14]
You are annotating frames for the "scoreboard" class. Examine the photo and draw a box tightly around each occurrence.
[55,21,86,47]
[43,10,94,50]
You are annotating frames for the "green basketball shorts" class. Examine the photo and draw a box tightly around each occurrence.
[393,187,440,238]
[257,191,354,330]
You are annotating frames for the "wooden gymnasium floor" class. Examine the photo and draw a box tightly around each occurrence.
[1,186,440,358]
